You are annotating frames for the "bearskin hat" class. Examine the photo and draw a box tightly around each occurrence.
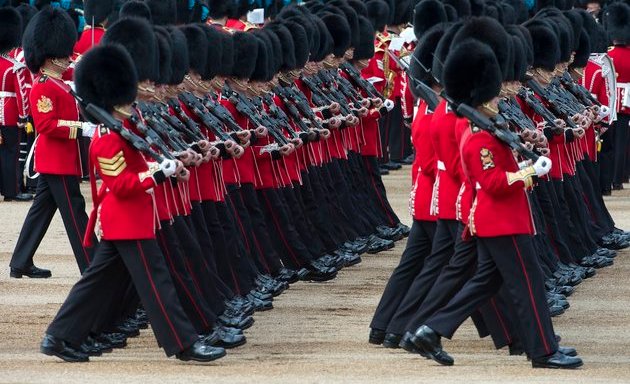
[146,0,176,25]
[231,31,259,79]
[511,35,528,81]
[84,0,115,26]
[347,0,368,16]
[443,38,502,107]
[268,22,297,70]
[284,20,310,68]
[414,0,448,40]
[410,24,447,92]
[23,6,77,73]
[432,21,464,83]
[444,0,471,19]
[154,26,173,85]
[178,24,207,77]
[250,32,271,82]
[353,15,375,61]
[604,1,630,45]
[15,4,36,34]
[119,0,152,21]
[311,15,334,61]
[451,17,512,82]
[320,12,351,57]
[207,0,230,19]
[365,0,390,32]
[75,44,138,115]
[0,7,22,54]
[525,21,560,71]
[198,24,222,80]
[570,29,591,69]
[102,17,157,82]
[218,30,234,77]
[392,0,412,25]
[166,26,189,85]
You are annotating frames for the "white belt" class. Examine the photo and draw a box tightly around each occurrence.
[437,160,446,171]
[0,91,16,98]
[619,83,630,108]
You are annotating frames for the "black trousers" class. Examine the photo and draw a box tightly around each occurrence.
[258,187,313,269]
[370,220,436,332]
[599,124,615,192]
[46,239,198,356]
[404,223,480,333]
[385,219,459,334]
[363,156,400,227]
[426,235,558,359]
[534,181,574,265]
[0,126,22,198]
[387,98,412,162]
[612,113,630,185]
[158,223,217,334]
[10,174,95,273]
[551,179,591,259]
[239,183,284,275]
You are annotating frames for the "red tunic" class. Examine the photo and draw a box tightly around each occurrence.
[31,75,82,175]
[460,127,536,237]
[89,127,159,240]
[608,46,630,115]
[0,53,29,126]
[430,100,466,220]
[410,101,437,222]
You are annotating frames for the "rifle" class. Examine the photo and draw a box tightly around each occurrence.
[456,103,540,162]
[559,72,600,107]
[128,111,177,160]
[497,98,536,132]
[262,93,313,143]
[387,49,440,111]
[339,61,385,101]
[526,79,579,128]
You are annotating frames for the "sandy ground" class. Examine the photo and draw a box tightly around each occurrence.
[0,167,629,383]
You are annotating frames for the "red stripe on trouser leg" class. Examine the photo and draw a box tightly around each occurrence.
[261,190,302,266]
[62,176,91,265]
[136,240,184,351]
[364,158,395,225]
[490,298,512,344]
[511,236,551,355]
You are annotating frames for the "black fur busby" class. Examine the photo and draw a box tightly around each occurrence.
[410,24,447,92]
[578,8,605,53]
[392,0,412,25]
[501,3,516,25]
[507,24,534,68]
[432,21,464,83]
[505,0,528,23]
[564,10,584,50]
[166,26,189,85]
[511,35,528,81]
[119,0,152,21]
[268,22,297,70]
[84,0,114,26]
[570,29,591,69]
[451,17,511,82]
[75,44,138,115]
[603,1,630,45]
[525,21,560,71]
[175,0,192,24]
[444,0,471,19]
[469,0,485,16]
[336,4,361,48]
[443,38,502,107]
[199,24,223,80]
[347,0,368,16]
[0,7,22,54]
[365,0,390,32]
[353,15,375,60]
[154,26,173,85]
[251,32,271,82]
[231,31,258,79]
[22,6,77,73]
[320,12,351,57]
[443,4,458,21]
[102,17,157,82]
[15,4,35,34]
[414,0,447,39]
[146,0,177,25]
[207,0,230,19]
[262,27,283,74]
[218,30,234,77]
[178,24,207,76]
[227,0,251,19]
[284,20,309,68]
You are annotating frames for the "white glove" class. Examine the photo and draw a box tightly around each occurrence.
[598,106,610,120]
[518,160,532,170]
[81,122,97,138]
[532,156,552,177]
[159,159,177,178]
[384,98,395,112]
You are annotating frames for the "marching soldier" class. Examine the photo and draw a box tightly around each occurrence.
[0,7,33,202]
[9,6,96,278]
